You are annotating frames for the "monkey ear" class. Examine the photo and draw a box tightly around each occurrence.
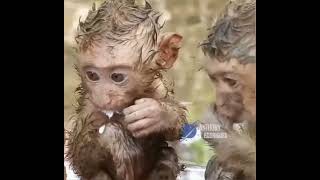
[157,33,183,69]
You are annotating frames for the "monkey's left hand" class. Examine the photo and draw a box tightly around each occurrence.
[123,98,177,138]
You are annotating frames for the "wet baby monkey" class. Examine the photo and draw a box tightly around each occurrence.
[65,1,187,180]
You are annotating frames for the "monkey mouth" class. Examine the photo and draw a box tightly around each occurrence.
[98,110,114,134]
[102,110,114,119]
[215,104,242,120]
[98,110,124,134]
[96,111,113,134]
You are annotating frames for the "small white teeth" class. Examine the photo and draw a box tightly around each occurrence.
[103,110,114,119]
[98,110,114,134]
[99,125,106,134]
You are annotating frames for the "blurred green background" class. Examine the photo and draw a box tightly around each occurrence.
[64,0,227,166]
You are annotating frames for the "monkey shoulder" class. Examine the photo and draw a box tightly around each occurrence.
[205,156,236,180]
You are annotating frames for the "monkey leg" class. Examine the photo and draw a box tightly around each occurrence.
[148,146,179,180]
[80,171,113,180]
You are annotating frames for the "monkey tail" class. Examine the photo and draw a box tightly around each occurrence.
[214,131,256,180]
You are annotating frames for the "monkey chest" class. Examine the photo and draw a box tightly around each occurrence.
[98,122,160,180]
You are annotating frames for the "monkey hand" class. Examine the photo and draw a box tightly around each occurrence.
[123,98,176,138]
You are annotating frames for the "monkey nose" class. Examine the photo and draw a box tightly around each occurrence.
[216,97,225,106]
[105,96,111,104]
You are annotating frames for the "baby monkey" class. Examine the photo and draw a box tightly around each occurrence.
[65,0,186,180]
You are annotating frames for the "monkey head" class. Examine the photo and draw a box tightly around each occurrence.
[75,1,182,113]
[205,59,256,123]
[201,0,256,123]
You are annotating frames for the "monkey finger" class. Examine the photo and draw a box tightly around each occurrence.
[133,122,161,138]
[123,103,151,115]
[124,107,156,123]
[134,98,151,104]
[127,118,155,133]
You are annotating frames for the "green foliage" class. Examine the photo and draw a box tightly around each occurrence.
[188,139,214,165]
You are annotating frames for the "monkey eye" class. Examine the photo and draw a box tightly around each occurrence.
[224,77,238,87]
[86,71,100,81]
[110,73,127,83]
[209,75,217,82]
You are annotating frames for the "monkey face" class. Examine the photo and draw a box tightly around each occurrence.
[76,32,183,113]
[206,58,256,122]
[212,76,245,123]
[78,45,150,112]
[83,65,141,112]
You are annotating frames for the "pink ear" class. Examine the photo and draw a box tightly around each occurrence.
[157,33,183,69]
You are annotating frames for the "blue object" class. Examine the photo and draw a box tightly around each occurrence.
[182,123,197,138]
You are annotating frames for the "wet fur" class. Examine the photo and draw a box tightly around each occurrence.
[65,1,186,180]
[66,97,182,180]
[201,0,256,179]
[214,124,256,180]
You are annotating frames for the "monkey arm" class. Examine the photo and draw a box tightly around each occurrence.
[204,128,256,180]
[158,96,187,141]
[205,156,236,180]
[65,114,113,179]
[202,105,256,180]
[215,132,256,180]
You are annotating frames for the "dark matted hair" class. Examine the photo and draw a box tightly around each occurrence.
[75,0,163,53]
[201,0,256,64]
[73,0,174,114]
